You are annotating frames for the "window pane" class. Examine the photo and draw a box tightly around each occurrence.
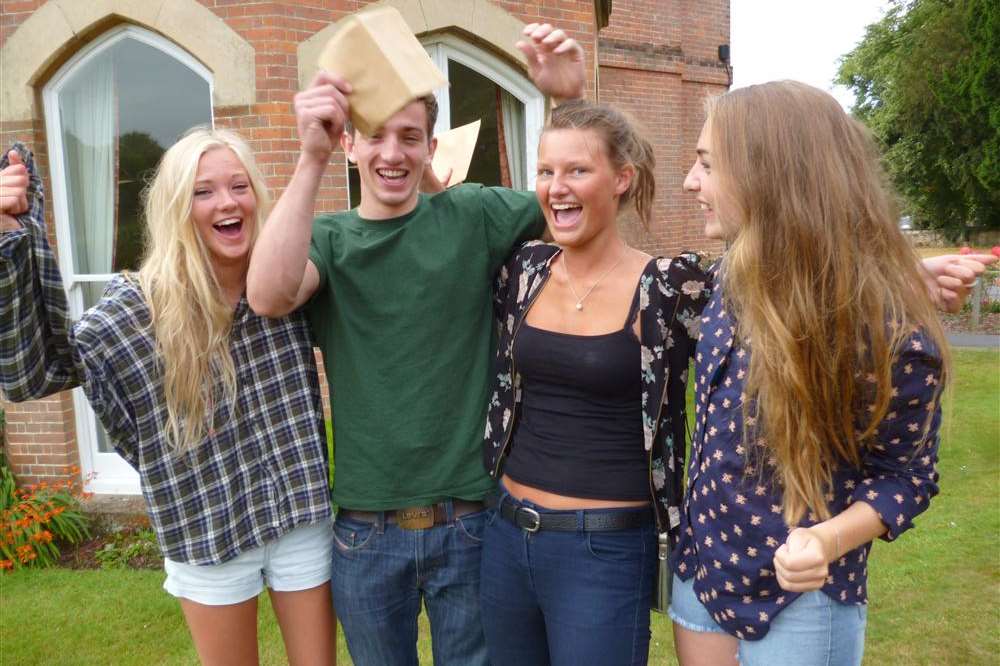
[80,281,115,453]
[58,36,211,275]
[348,164,361,209]
[447,60,503,187]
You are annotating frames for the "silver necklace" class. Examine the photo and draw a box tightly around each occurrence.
[562,247,627,311]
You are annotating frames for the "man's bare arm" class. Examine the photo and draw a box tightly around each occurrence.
[247,72,351,317]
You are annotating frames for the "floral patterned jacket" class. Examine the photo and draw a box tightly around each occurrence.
[482,241,712,542]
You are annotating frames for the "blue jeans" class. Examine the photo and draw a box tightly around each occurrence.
[330,503,489,666]
[669,573,868,666]
[480,492,657,666]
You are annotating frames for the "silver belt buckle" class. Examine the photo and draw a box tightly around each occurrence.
[516,506,541,533]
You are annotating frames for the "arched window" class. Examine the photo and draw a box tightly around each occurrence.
[43,25,213,493]
[347,35,544,207]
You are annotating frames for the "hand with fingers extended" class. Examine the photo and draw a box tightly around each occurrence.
[773,526,836,593]
[294,71,353,164]
[921,253,998,313]
[0,149,28,231]
[516,23,586,102]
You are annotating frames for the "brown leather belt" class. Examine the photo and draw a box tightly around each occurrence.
[338,499,485,530]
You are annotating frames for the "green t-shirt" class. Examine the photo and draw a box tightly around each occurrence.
[307,184,544,510]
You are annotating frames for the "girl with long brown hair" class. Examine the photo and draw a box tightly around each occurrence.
[669,80,992,665]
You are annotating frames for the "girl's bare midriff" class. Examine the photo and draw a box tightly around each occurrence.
[502,475,650,510]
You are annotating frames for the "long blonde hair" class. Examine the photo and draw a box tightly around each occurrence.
[708,81,948,525]
[136,127,270,453]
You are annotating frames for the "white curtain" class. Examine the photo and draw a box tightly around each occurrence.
[60,50,115,275]
[500,89,527,190]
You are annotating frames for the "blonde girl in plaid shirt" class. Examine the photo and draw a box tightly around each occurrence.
[0,130,334,665]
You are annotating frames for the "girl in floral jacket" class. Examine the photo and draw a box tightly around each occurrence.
[479,99,710,666]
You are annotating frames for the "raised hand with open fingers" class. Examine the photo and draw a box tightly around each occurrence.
[516,23,586,102]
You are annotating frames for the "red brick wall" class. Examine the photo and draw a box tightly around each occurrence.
[0,0,728,488]
[599,0,729,257]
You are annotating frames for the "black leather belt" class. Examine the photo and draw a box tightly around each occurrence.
[489,494,653,533]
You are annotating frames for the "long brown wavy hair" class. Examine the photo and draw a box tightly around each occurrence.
[707,81,948,525]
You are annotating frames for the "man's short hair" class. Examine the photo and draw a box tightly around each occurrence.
[346,94,439,140]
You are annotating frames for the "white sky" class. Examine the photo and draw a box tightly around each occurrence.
[730,0,891,109]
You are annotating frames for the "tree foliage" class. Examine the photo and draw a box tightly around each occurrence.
[837,0,1000,239]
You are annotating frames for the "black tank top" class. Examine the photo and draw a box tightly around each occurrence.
[503,285,648,501]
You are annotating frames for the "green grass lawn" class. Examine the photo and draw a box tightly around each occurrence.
[1,349,996,665]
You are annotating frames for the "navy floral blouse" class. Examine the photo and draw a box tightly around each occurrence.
[673,281,944,640]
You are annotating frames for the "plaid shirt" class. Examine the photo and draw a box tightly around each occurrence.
[0,144,331,565]
[0,144,76,399]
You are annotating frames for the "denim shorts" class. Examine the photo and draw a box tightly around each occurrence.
[669,573,868,666]
[163,520,333,606]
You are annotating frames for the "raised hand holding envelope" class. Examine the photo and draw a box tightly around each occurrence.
[317,6,447,136]
[431,120,481,187]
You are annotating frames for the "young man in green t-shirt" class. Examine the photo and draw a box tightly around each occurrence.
[247,24,585,666]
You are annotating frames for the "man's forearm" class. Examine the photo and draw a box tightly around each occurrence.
[247,154,327,316]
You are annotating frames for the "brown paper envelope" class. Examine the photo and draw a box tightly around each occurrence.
[317,6,447,136]
[431,120,482,186]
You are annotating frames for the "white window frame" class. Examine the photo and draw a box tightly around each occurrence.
[344,35,545,199]
[423,35,544,190]
[42,25,214,495]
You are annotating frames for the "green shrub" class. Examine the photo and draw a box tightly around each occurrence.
[0,454,90,571]
[94,526,161,569]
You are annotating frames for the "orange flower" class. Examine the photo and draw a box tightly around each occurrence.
[0,559,13,570]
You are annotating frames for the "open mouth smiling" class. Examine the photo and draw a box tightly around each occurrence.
[213,217,243,237]
[551,202,583,227]
[376,167,408,184]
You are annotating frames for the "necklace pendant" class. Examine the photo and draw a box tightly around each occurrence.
[575,302,583,311]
